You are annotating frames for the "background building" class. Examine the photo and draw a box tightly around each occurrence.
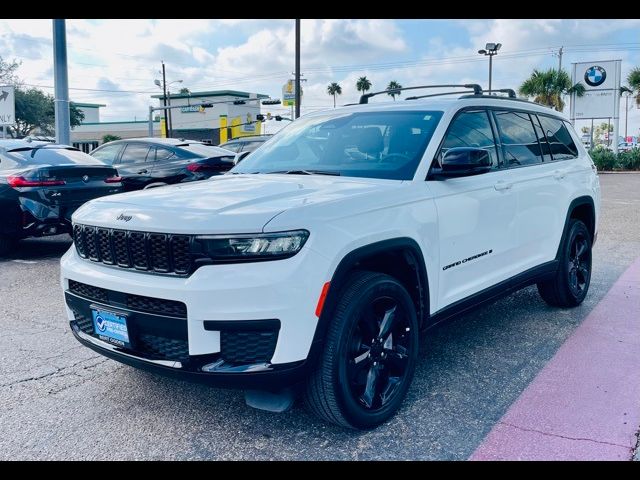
[69,89,267,151]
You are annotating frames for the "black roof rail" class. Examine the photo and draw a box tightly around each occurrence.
[405,90,476,100]
[359,84,482,104]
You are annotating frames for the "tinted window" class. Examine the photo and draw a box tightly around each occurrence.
[494,111,543,166]
[154,147,176,162]
[4,147,104,166]
[91,143,122,164]
[232,111,443,180]
[538,116,579,160]
[531,116,552,162]
[440,110,499,167]
[178,143,234,158]
[119,144,151,165]
[220,142,242,153]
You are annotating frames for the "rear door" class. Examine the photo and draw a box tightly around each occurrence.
[428,108,519,309]
[115,143,153,190]
[151,146,189,184]
[491,109,572,271]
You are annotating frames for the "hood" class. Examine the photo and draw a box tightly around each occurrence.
[72,174,399,234]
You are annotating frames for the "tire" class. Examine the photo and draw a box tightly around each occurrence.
[537,219,592,308]
[304,270,419,429]
[0,235,16,257]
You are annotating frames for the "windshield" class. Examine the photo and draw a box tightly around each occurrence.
[231,110,443,180]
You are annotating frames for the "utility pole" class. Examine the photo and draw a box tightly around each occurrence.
[557,46,563,72]
[295,19,301,119]
[161,61,169,137]
[53,19,71,145]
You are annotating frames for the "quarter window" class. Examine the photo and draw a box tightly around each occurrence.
[440,110,499,167]
[538,116,579,160]
[494,110,543,166]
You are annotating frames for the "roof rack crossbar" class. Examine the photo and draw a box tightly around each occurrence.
[478,88,517,98]
[359,84,482,104]
[405,90,476,100]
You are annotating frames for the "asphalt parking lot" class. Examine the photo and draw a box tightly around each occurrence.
[1,173,638,460]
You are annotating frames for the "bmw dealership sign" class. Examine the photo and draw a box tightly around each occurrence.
[570,60,621,121]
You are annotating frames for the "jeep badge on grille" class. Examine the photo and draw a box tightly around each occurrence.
[116,213,132,222]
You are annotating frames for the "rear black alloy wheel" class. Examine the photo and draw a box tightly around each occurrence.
[305,271,419,429]
[537,219,592,308]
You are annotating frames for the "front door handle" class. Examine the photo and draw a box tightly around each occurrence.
[553,169,567,180]
[137,169,148,174]
[494,180,513,191]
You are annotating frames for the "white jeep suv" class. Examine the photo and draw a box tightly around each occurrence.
[60,85,600,429]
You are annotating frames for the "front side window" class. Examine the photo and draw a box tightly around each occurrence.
[494,110,543,167]
[438,109,499,167]
[538,116,579,160]
[232,111,443,180]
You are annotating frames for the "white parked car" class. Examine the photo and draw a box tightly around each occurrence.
[60,85,600,429]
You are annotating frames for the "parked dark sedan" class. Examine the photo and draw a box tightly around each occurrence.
[90,138,235,191]
[0,140,123,255]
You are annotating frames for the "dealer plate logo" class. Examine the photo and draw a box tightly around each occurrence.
[95,314,107,332]
[584,66,606,87]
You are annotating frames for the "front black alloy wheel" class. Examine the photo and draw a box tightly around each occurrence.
[537,219,592,308]
[305,271,419,429]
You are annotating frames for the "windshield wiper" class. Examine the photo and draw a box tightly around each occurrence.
[266,169,341,176]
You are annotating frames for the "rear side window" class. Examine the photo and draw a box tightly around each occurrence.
[531,116,552,162]
[538,116,579,160]
[494,111,543,166]
[439,110,499,167]
[91,143,122,164]
[119,144,152,165]
[154,147,177,162]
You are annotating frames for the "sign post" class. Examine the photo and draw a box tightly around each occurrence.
[0,85,16,138]
[570,60,622,153]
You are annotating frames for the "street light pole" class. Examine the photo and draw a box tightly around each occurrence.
[478,43,501,93]
[295,19,301,119]
[52,19,71,145]
[161,61,168,137]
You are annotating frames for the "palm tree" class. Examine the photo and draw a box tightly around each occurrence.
[518,68,585,111]
[387,80,402,100]
[356,76,372,99]
[326,82,342,108]
[627,67,640,107]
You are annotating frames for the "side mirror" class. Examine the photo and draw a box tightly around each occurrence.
[439,147,492,177]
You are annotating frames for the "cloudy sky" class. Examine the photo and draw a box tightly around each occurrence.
[1,19,639,136]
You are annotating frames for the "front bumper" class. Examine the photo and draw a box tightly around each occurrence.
[61,243,332,387]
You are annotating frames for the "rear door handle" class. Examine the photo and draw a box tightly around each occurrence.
[494,180,513,191]
[137,169,148,174]
[553,169,567,180]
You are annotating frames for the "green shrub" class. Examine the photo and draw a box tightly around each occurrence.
[590,148,620,171]
[618,148,640,170]
[102,134,122,144]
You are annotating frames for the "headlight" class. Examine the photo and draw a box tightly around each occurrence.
[194,230,309,263]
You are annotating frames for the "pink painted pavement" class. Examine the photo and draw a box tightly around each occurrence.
[470,257,640,461]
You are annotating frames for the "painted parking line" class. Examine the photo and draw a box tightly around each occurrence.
[470,257,640,461]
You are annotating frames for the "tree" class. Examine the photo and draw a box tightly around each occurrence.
[11,87,84,138]
[326,82,342,108]
[581,126,590,134]
[356,76,372,99]
[593,122,613,146]
[386,80,402,100]
[179,87,190,94]
[0,56,20,85]
[626,67,640,107]
[102,134,121,144]
[518,68,585,111]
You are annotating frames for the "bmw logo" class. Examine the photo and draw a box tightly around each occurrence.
[584,66,606,87]
[82,175,90,183]
[95,315,106,332]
